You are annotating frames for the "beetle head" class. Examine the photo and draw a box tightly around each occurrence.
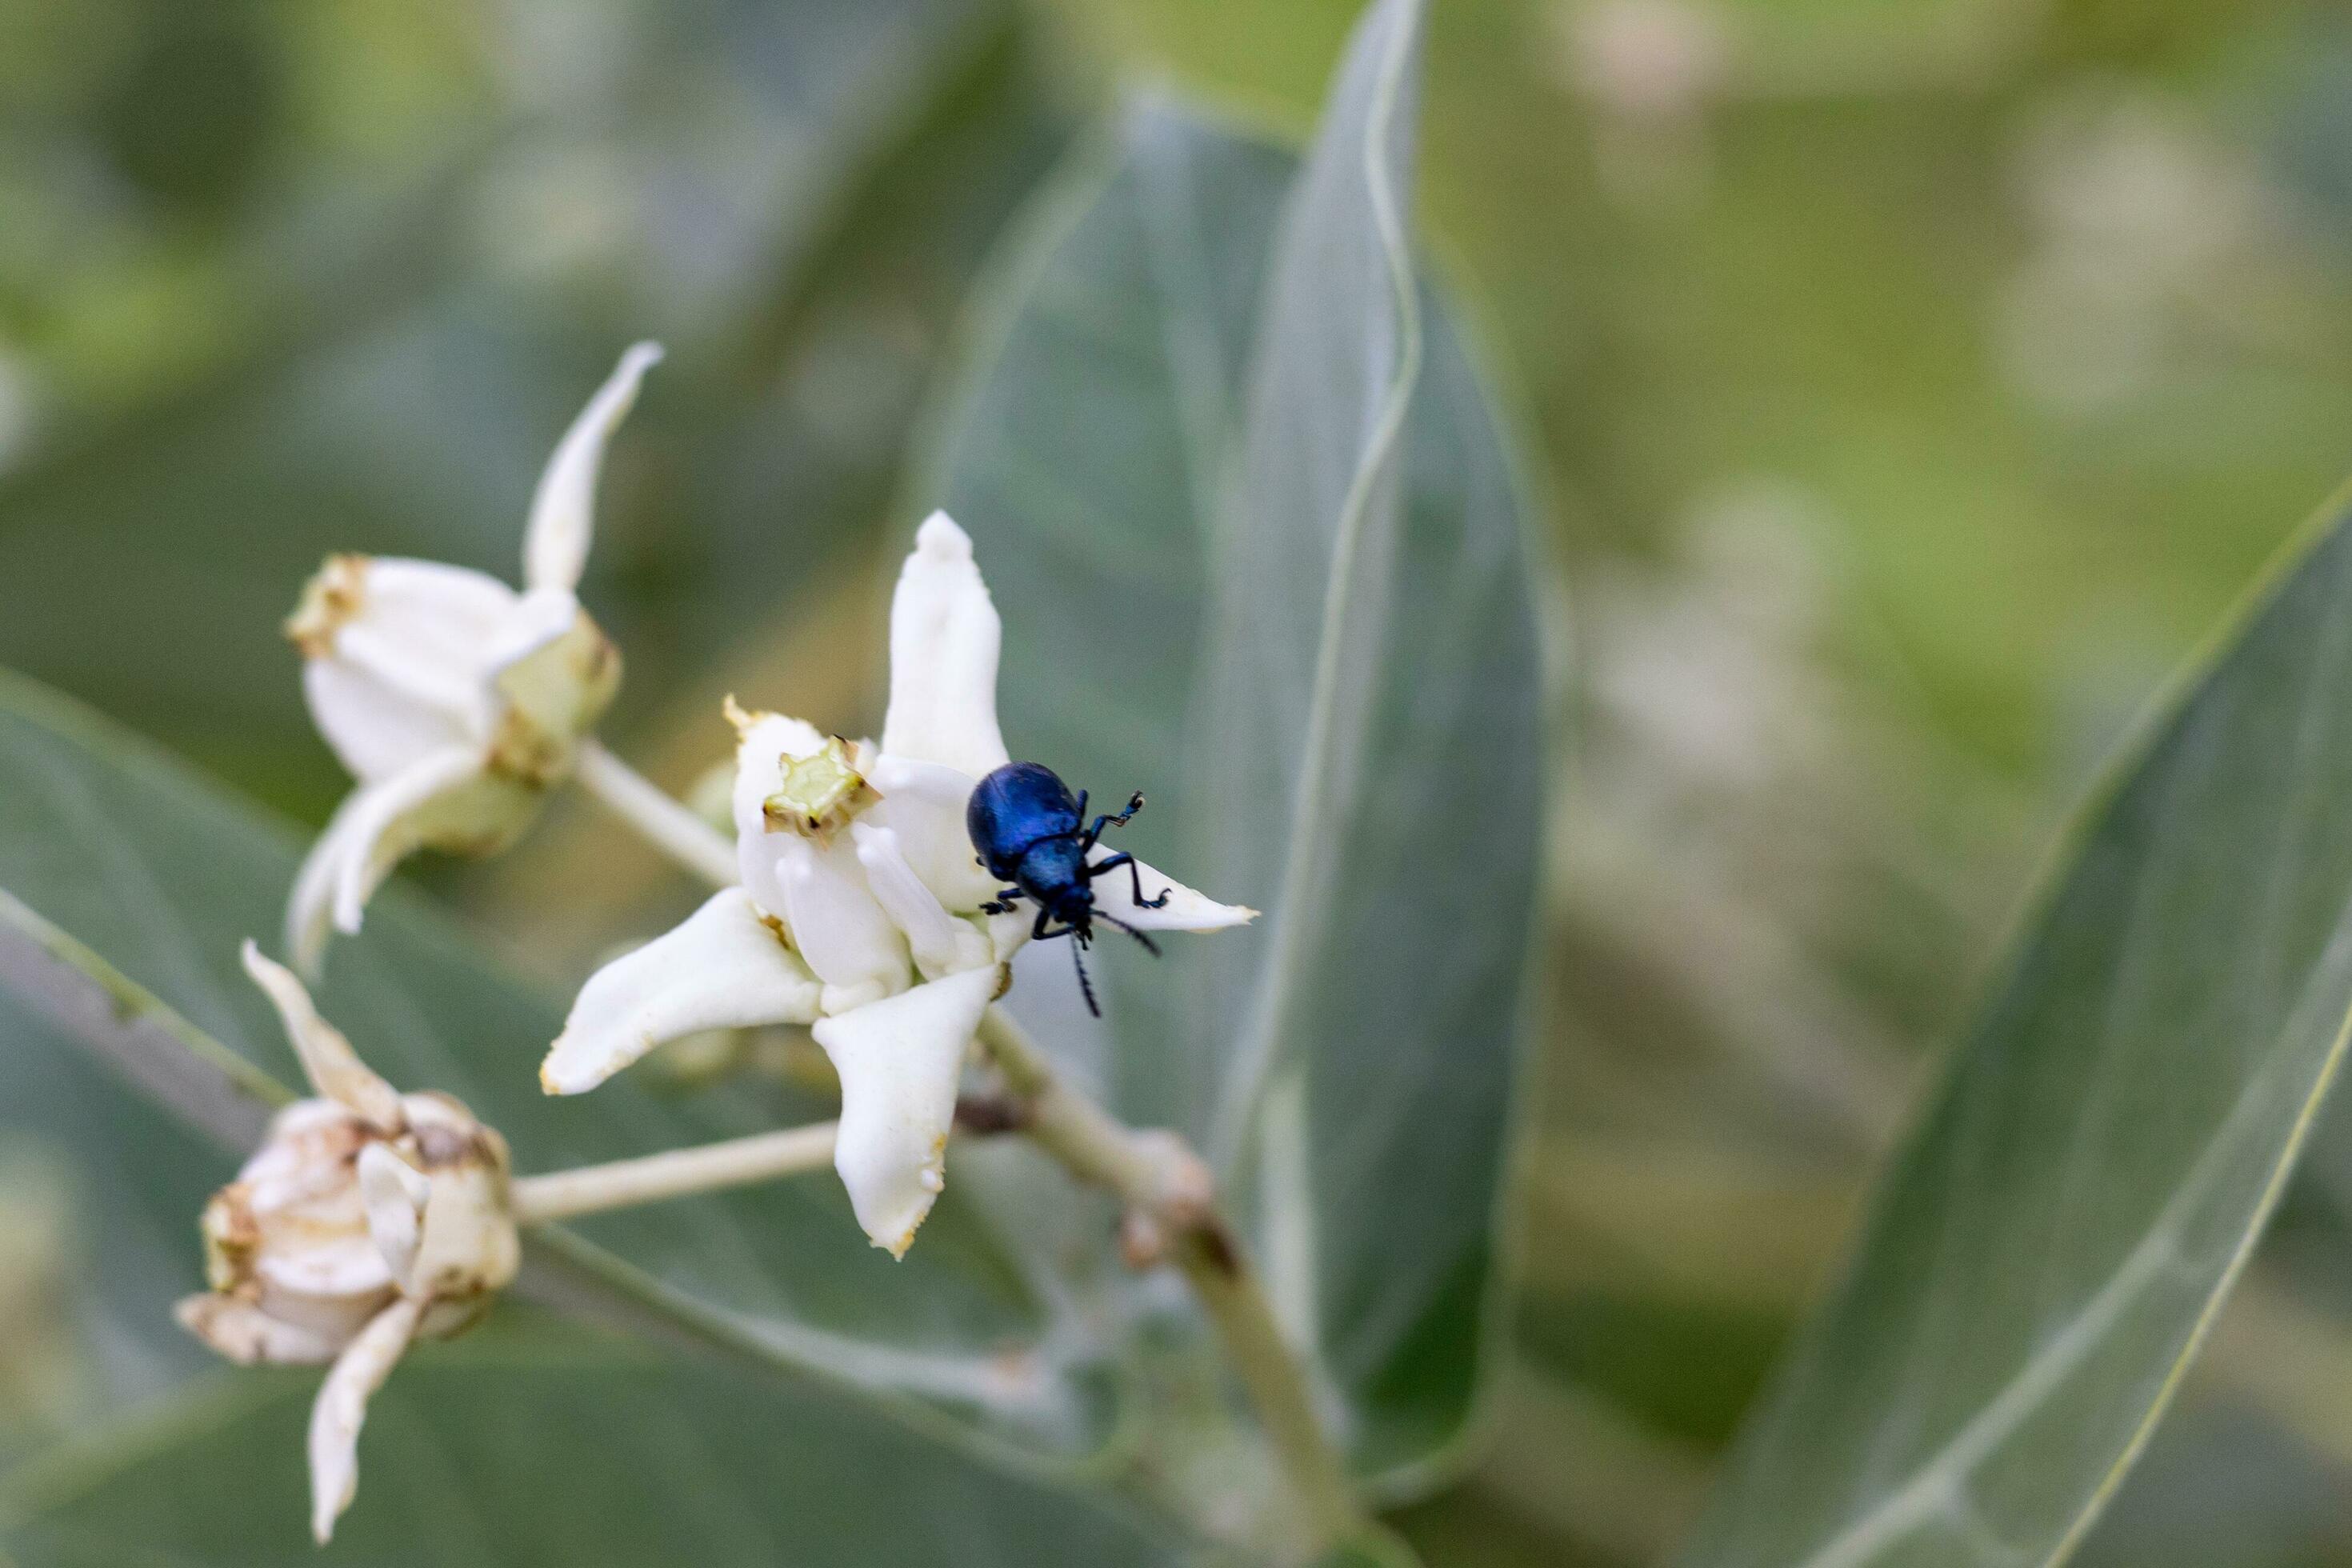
[1044,878,1098,934]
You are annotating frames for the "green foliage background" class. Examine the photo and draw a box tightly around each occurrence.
[11,0,2352,1563]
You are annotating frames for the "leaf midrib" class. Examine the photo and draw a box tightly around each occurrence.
[1206,0,1427,1175]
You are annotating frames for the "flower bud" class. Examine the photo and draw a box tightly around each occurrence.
[177,944,521,1542]
[177,1090,518,1366]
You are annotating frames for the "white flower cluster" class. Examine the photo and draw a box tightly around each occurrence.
[182,346,1253,1543]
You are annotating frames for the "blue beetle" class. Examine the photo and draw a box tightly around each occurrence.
[966,761,1170,1015]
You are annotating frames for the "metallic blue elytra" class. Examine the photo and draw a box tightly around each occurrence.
[966,760,1170,1015]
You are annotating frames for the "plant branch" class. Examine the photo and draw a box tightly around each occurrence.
[975,1005,1366,1553]
[574,740,738,889]
[511,1122,838,1223]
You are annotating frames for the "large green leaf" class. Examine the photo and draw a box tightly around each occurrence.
[0,1326,1186,1566]
[1678,493,2352,1565]
[0,668,1124,1459]
[932,0,1542,1483]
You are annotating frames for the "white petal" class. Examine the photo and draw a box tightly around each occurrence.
[481,586,582,678]
[986,907,1034,965]
[776,834,909,1011]
[810,965,997,1257]
[1088,850,1257,932]
[175,1294,346,1366]
[255,1234,394,1298]
[879,513,1010,778]
[866,754,998,911]
[540,887,820,1095]
[358,1145,430,1291]
[725,708,910,1005]
[729,711,827,916]
[851,822,991,979]
[349,558,522,647]
[287,792,364,978]
[328,746,486,938]
[524,342,663,593]
[333,622,490,727]
[406,1146,520,1298]
[249,1278,388,1350]
[238,1101,370,1206]
[303,659,472,786]
[306,559,519,780]
[309,1294,424,1545]
[240,942,402,1129]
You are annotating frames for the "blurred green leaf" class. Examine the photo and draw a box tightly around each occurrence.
[2069,1395,2352,1568]
[0,1335,1188,1566]
[0,0,1060,823]
[1678,488,2352,1565]
[1517,1291,1783,1454]
[0,667,1123,1459]
[1309,1534,1422,1568]
[0,992,233,1462]
[934,0,1541,1486]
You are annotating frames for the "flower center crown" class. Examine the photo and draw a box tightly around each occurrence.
[762,735,878,841]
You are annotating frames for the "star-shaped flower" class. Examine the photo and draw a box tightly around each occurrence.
[540,513,1250,1254]
[284,344,661,973]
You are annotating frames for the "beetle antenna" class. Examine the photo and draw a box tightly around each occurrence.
[1094,911,1162,958]
[1070,940,1100,1017]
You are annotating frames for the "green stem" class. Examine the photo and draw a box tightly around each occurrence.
[977,1006,1367,1553]
[574,740,738,888]
[510,1122,838,1223]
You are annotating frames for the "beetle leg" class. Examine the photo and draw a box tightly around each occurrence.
[1028,908,1095,946]
[1085,851,1171,910]
[1079,791,1146,851]
[981,886,1025,915]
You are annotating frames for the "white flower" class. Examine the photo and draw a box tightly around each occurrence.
[540,513,1251,1256]
[177,942,519,1544]
[284,343,662,974]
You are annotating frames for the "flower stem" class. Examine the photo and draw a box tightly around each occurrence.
[510,1122,837,1224]
[975,1005,1367,1553]
[574,741,737,889]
